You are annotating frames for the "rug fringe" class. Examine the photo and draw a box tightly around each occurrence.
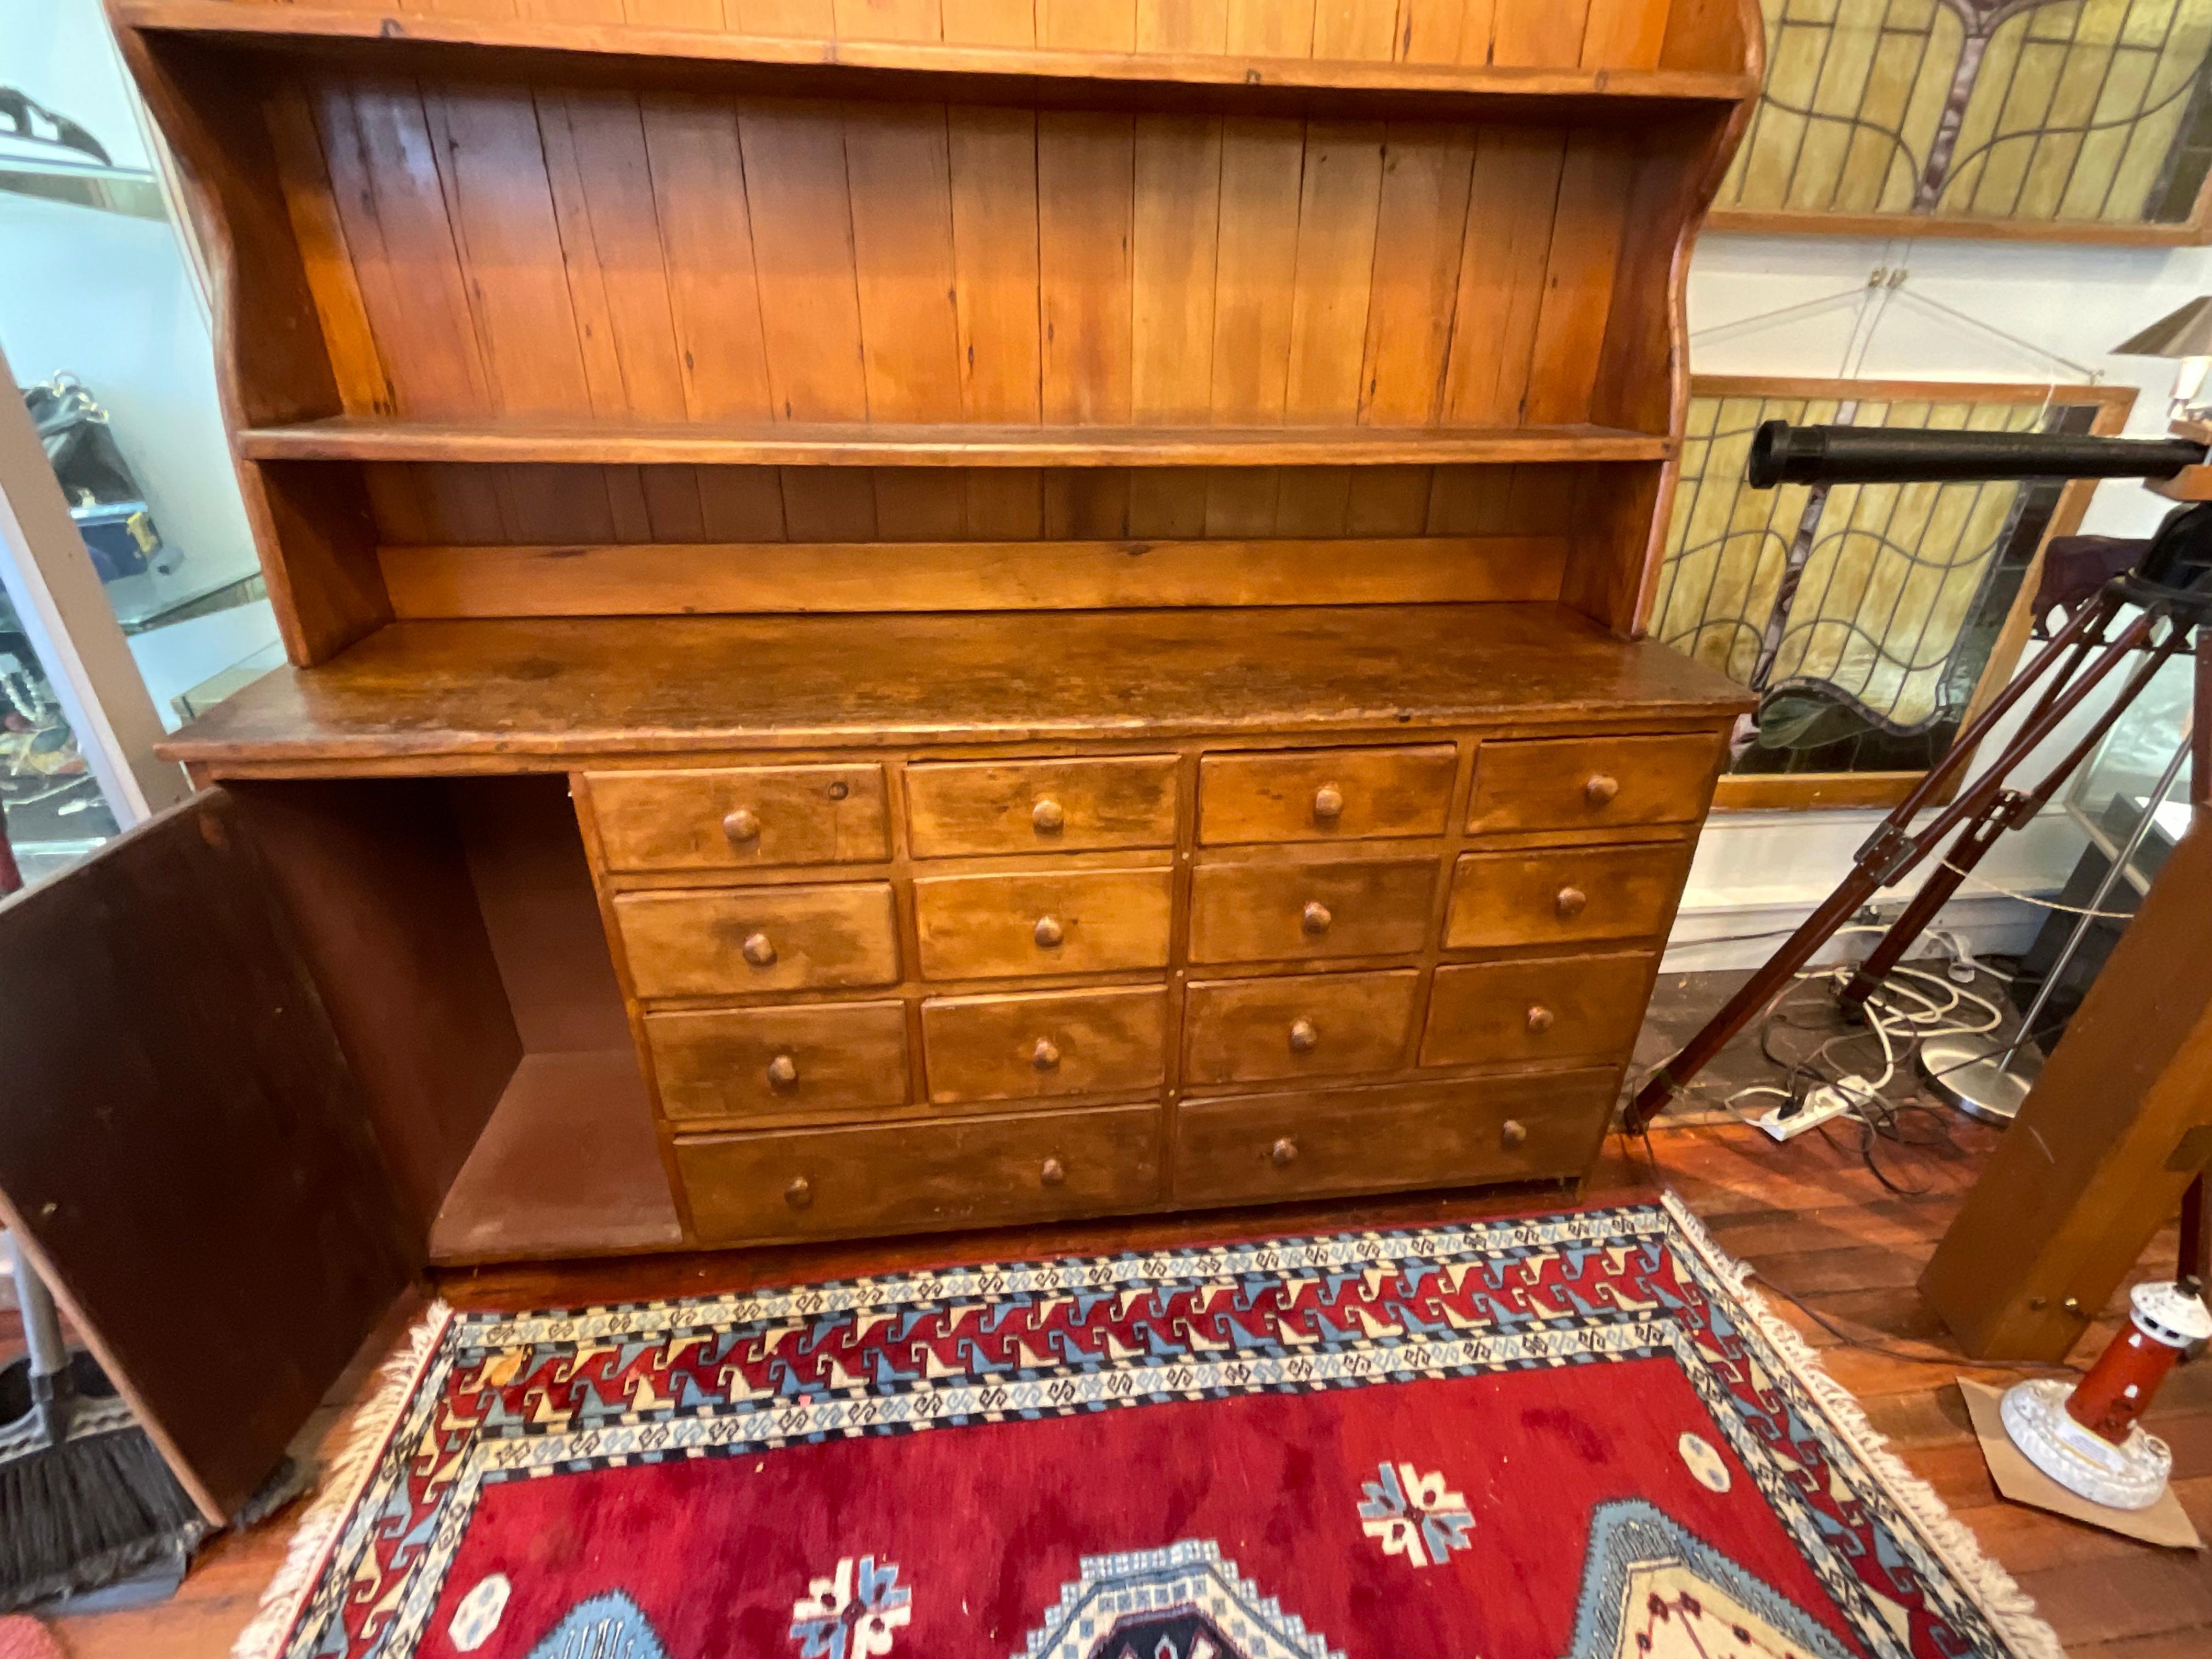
[230,1300,454,1659]
[1660,1192,2067,1659]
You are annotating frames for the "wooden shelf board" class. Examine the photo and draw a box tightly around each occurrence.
[120,2,1755,109]
[428,1049,681,1265]
[240,419,1673,469]
[161,603,1753,772]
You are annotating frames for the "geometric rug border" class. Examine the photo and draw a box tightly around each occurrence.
[227,1187,2069,1659]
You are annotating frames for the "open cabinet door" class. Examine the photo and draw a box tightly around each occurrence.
[0,791,415,1521]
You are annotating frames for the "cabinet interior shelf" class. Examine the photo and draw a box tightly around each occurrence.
[240,419,1674,469]
[119,2,1753,112]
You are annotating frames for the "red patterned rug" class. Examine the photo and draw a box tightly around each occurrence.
[236,1196,2061,1659]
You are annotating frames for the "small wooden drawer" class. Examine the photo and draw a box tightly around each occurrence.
[1183,969,1418,1086]
[906,755,1178,856]
[676,1102,1163,1244]
[1188,856,1435,964]
[913,867,1173,980]
[1173,1069,1616,1205]
[1420,951,1656,1069]
[586,765,888,872]
[1467,733,1720,834]
[1443,843,1689,951]
[1198,744,1456,844]
[645,1000,909,1122]
[922,985,1166,1104]
[613,883,900,998]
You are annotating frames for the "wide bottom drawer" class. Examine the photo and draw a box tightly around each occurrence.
[1172,1069,1617,1205]
[676,1102,1163,1244]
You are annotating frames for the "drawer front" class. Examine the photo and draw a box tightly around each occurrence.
[1188,857,1436,964]
[645,1000,909,1122]
[1444,844,1689,951]
[1420,951,1656,1069]
[1468,733,1720,834]
[907,755,1178,856]
[678,1102,1163,1244]
[1183,969,1419,1085]
[614,884,900,998]
[587,765,888,872]
[1173,1070,1616,1205]
[913,867,1172,980]
[1198,744,1456,844]
[923,986,1167,1104]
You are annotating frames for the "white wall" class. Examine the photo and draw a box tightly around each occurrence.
[1670,231,2212,967]
[2,0,278,722]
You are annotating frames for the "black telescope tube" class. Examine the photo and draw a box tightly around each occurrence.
[1746,420,2205,488]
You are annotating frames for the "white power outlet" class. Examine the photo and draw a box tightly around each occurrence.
[1755,1081,1862,1142]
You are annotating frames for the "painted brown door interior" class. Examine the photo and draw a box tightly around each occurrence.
[0,792,413,1521]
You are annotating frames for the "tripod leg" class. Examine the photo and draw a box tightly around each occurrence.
[1835,814,2006,1015]
[2182,1172,2209,1291]
[1837,630,2188,1015]
[1623,598,2159,1136]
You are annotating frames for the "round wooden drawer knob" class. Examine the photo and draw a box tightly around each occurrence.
[1034,915,1065,949]
[1271,1136,1299,1168]
[1500,1119,1528,1148]
[1525,1005,1554,1036]
[1040,1156,1066,1187]
[1301,900,1333,935]
[1554,887,1587,919]
[1583,774,1620,809]
[1032,1037,1062,1071]
[722,806,761,843]
[766,1053,800,1088]
[784,1175,814,1209]
[1312,784,1345,822]
[1032,797,1066,834]
[1288,1017,1319,1053]
[742,931,778,967]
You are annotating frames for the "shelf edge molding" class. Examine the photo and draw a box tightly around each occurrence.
[240,419,1675,468]
[117,1,1756,105]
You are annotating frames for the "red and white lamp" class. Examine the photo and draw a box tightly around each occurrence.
[2000,1279,2212,1510]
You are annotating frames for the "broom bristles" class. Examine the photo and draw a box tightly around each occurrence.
[0,1427,210,1614]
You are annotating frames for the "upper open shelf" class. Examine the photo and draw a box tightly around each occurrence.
[120,2,1756,112]
[241,418,1673,468]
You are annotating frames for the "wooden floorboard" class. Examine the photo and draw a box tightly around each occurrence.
[30,1114,2207,1657]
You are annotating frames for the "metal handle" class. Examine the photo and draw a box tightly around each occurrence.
[1288,1017,1319,1053]
[1032,798,1065,834]
[1302,900,1332,935]
[742,931,777,967]
[1526,1005,1554,1035]
[1271,1136,1298,1168]
[1040,1157,1065,1187]
[722,806,761,843]
[7,1233,72,1445]
[1583,775,1620,808]
[1554,887,1587,919]
[1500,1119,1528,1148]
[784,1176,813,1210]
[1032,1037,1062,1071]
[1313,784,1345,821]
[767,1053,799,1088]
[1034,915,1065,948]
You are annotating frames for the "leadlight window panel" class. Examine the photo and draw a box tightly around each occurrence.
[1718,0,2212,229]
[1655,390,2100,780]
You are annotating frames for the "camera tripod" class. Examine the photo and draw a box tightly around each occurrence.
[1623,494,2212,1138]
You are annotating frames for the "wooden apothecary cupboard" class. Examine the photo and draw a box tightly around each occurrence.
[0,0,1759,1518]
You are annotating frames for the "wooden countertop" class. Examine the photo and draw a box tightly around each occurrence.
[163,605,1753,774]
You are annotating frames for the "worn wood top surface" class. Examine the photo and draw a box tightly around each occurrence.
[163,604,1753,770]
